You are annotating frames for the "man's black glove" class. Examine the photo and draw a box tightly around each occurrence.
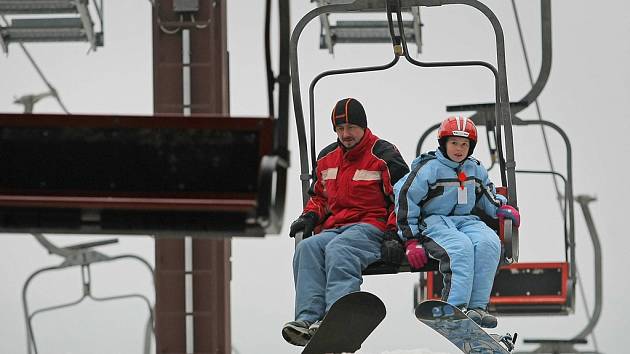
[289,212,319,239]
[380,230,405,266]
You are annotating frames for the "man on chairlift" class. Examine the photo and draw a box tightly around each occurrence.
[394,116,521,328]
[282,98,412,346]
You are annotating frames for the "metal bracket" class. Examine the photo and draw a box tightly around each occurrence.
[0,27,7,54]
[174,0,199,13]
[72,0,96,51]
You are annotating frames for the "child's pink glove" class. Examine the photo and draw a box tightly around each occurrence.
[405,240,428,269]
[497,205,520,227]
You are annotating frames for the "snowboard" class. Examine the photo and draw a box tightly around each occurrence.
[302,291,386,354]
[415,300,516,354]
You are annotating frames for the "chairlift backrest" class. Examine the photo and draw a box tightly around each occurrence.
[0,113,285,237]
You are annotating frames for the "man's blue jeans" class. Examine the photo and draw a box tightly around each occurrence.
[293,223,382,323]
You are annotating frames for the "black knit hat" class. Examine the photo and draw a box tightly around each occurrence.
[330,98,367,131]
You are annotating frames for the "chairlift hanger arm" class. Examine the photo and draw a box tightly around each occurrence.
[514,0,551,114]
[573,196,603,341]
[304,2,403,173]
[451,0,551,114]
[447,0,551,196]
[292,0,516,207]
[413,0,518,205]
[307,57,401,176]
[390,0,513,185]
[264,0,275,117]
[75,0,97,51]
[260,0,290,233]
[394,0,517,197]
[291,0,443,205]
[514,117,575,278]
[265,0,291,155]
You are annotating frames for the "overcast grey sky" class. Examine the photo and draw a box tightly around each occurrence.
[1,1,629,353]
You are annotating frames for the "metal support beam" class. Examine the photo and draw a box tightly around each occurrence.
[74,0,97,50]
[153,0,231,353]
[0,25,7,52]
[573,195,602,342]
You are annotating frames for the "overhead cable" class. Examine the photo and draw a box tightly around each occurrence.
[510,1,561,212]
[511,2,599,352]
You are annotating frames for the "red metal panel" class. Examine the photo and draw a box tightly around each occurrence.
[490,262,568,305]
[491,295,567,304]
[426,271,439,299]
[0,113,272,210]
[425,262,569,305]
[0,112,273,129]
[0,196,257,211]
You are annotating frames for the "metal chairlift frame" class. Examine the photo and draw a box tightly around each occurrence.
[314,0,423,54]
[0,0,104,53]
[261,0,291,235]
[290,0,519,274]
[415,2,602,351]
[0,1,81,14]
[416,0,575,303]
[23,234,155,354]
[414,0,579,313]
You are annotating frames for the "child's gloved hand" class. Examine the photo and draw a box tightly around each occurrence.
[497,205,520,227]
[405,240,428,269]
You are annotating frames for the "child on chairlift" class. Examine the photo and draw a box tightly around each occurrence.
[393,116,521,328]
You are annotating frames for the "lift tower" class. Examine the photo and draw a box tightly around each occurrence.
[152,1,230,353]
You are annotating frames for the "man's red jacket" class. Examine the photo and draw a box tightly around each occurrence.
[303,128,409,232]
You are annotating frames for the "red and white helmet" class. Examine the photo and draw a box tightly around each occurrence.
[438,116,478,156]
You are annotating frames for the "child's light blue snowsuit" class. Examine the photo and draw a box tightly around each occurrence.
[394,149,506,308]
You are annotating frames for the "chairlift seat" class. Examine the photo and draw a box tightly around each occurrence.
[327,20,417,44]
[362,186,515,275]
[313,0,423,54]
[446,101,529,113]
[0,113,281,237]
[0,0,102,53]
[425,262,571,315]
[362,257,439,275]
[362,223,512,275]
[4,17,88,43]
[0,0,78,14]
